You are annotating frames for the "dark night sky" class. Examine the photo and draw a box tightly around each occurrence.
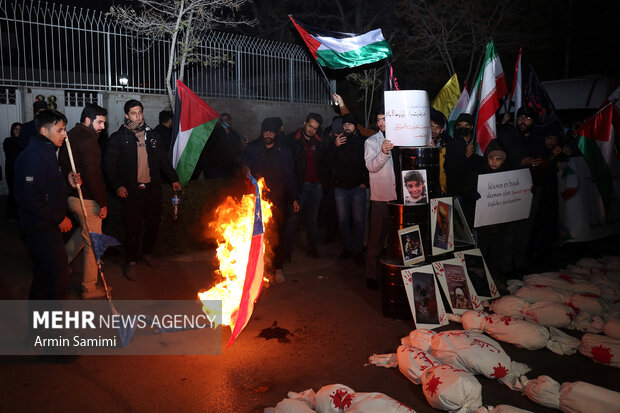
[49,0,619,86]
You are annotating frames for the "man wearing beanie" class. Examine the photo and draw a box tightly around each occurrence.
[244,117,299,283]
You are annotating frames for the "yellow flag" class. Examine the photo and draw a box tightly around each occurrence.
[432,74,461,119]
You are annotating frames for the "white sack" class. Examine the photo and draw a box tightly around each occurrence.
[514,285,572,304]
[346,392,416,412]
[523,272,599,295]
[569,293,604,315]
[579,333,620,368]
[420,364,482,412]
[315,384,355,413]
[545,327,580,355]
[287,389,316,410]
[522,375,561,410]
[430,330,516,379]
[604,318,620,339]
[524,302,576,328]
[403,329,436,352]
[462,311,549,351]
[489,296,528,318]
[559,381,620,413]
[572,313,604,333]
[397,344,441,385]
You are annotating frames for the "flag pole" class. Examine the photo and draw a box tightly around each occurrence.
[64,137,114,304]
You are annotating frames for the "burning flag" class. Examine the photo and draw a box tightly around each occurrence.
[198,174,272,346]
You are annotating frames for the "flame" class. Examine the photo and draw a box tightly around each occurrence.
[198,178,272,326]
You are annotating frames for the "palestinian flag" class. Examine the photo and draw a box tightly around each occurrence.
[289,15,392,69]
[171,80,219,186]
[576,101,619,209]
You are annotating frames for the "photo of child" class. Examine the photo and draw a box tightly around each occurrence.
[443,263,473,310]
[402,170,428,204]
[398,225,425,265]
[411,272,439,325]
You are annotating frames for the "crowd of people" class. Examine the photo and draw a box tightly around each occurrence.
[0,91,584,300]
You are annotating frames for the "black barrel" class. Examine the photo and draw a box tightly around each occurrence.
[381,257,413,320]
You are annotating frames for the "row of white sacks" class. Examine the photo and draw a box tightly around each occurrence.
[392,329,619,412]
[266,382,537,413]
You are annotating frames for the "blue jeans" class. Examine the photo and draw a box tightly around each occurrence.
[334,186,366,253]
[285,182,323,254]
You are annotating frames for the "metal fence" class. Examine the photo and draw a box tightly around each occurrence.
[0,0,330,103]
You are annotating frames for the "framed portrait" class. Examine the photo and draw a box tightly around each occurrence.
[453,197,475,247]
[401,265,448,330]
[455,248,500,300]
[432,258,483,315]
[398,225,425,265]
[430,197,454,255]
[402,169,429,205]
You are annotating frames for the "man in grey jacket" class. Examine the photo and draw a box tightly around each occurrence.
[364,112,396,290]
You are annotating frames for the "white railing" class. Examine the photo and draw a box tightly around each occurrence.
[0,0,330,103]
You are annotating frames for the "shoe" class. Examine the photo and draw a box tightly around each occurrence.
[275,269,286,283]
[123,262,137,281]
[366,279,379,290]
[338,250,353,260]
[141,254,159,269]
[306,249,320,259]
[81,286,110,299]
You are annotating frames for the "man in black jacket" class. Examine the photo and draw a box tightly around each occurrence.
[282,113,326,260]
[444,113,482,228]
[104,100,181,281]
[59,104,109,299]
[15,110,80,299]
[324,114,369,262]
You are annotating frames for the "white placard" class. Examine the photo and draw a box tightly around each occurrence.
[432,258,483,315]
[474,168,534,228]
[401,265,448,329]
[454,248,500,300]
[384,90,430,146]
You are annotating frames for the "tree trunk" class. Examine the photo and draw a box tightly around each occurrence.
[166,0,186,110]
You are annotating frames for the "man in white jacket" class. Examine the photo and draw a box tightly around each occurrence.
[364,112,397,290]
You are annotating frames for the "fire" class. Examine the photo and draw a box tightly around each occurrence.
[198,178,272,327]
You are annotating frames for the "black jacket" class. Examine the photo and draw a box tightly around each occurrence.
[284,128,328,191]
[444,138,482,201]
[243,138,298,209]
[58,123,107,207]
[14,134,68,234]
[104,124,179,195]
[324,130,369,190]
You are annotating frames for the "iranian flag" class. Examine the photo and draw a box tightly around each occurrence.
[576,101,619,209]
[171,80,219,186]
[468,39,508,153]
[289,15,392,69]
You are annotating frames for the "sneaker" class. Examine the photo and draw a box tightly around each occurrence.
[306,249,320,259]
[275,269,286,283]
[81,286,110,300]
[141,254,159,269]
[366,279,379,291]
[123,262,137,281]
